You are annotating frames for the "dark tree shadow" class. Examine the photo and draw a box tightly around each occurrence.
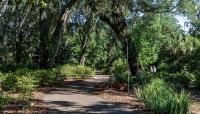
[44,76,143,114]
[44,80,108,95]
[46,101,143,114]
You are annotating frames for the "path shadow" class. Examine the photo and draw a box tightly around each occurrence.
[44,75,143,114]
[46,101,143,114]
[44,80,108,95]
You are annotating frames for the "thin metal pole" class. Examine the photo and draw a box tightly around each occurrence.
[126,38,130,96]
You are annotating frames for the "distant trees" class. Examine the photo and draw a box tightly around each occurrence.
[0,0,199,78]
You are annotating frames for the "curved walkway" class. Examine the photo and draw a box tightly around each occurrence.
[44,74,142,114]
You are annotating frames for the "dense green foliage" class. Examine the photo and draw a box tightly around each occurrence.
[0,65,95,107]
[0,91,12,108]
[16,75,38,100]
[2,73,17,91]
[34,69,60,86]
[0,72,5,82]
[59,64,95,79]
[111,59,134,84]
[157,71,195,89]
[137,79,190,114]
[1,68,62,90]
[157,35,200,88]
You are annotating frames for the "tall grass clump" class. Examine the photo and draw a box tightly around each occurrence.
[138,78,190,114]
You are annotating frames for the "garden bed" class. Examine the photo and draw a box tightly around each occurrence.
[1,91,46,114]
[99,89,144,110]
[97,82,200,114]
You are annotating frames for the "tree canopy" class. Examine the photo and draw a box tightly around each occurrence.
[0,0,199,77]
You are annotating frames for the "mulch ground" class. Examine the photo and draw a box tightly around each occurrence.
[191,102,200,114]
[1,91,47,114]
[99,89,144,110]
[190,90,200,114]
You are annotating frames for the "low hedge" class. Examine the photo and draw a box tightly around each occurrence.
[59,64,95,79]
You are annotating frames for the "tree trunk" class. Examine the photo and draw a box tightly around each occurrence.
[15,6,31,64]
[126,37,139,76]
[105,36,115,71]
[79,11,93,66]
[15,32,23,64]
[79,34,89,66]
[89,0,139,76]
[79,51,86,66]
[79,35,87,66]
[100,12,139,76]
[49,9,69,67]
[39,8,50,68]
[38,0,78,68]
[49,0,78,67]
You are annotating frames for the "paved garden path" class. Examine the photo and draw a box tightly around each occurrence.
[44,72,142,114]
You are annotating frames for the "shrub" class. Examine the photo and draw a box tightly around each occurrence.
[1,73,17,91]
[16,76,37,92]
[2,68,62,89]
[0,72,5,81]
[59,64,76,78]
[114,71,133,83]
[157,71,195,89]
[137,70,154,86]
[1,68,38,91]
[14,68,34,76]
[1,71,38,91]
[16,76,38,101]
[111,59,135,84]
[59,64,95,79]
[0,72,6,90]
[139,79,190,114]
[34,69,60,86]
[1,68,61,102]
[76,65,95,78]
[0,91,12,108]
